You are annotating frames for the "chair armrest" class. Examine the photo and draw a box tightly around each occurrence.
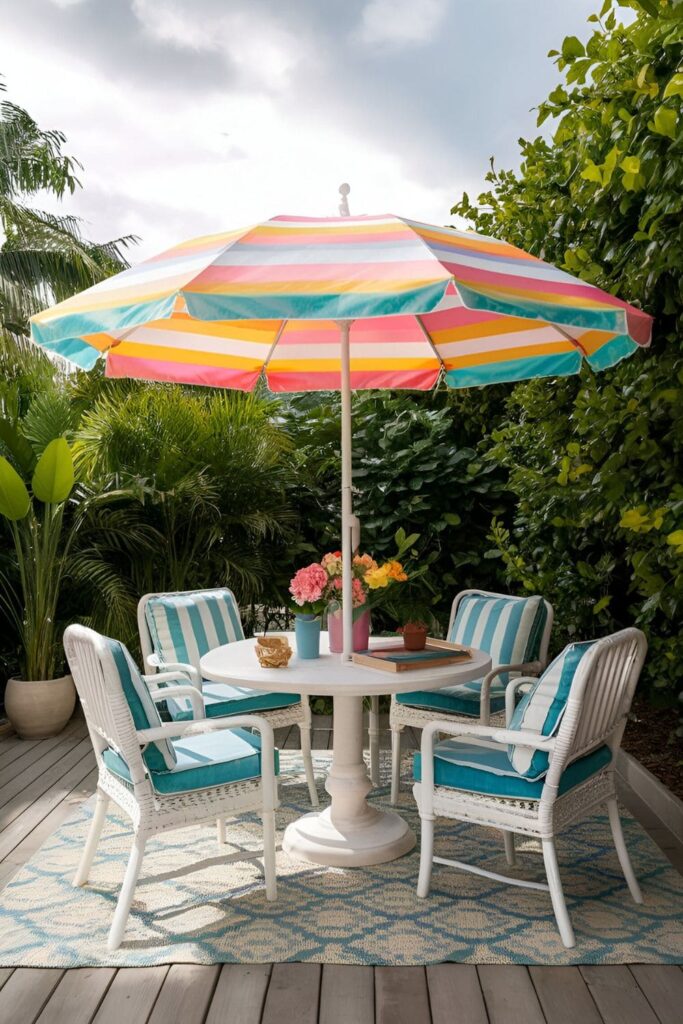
[505,675,539,725]
[144,654,201,688]
[148,683,205,720]
[136,715,278,809]
[416,719,555,817]
[143,669,193,688]
[479,662,542,724]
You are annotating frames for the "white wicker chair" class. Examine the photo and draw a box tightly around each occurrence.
[138,589,319,809]
[413,627,647,948]
[63,624,279,951]
[386,589,553,805]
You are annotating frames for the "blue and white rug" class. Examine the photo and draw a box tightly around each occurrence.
[0,752,681,966]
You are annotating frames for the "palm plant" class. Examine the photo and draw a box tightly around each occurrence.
[75,384,296,606]
[0,79,134,339]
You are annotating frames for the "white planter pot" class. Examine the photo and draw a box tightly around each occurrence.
[5,674,76,739]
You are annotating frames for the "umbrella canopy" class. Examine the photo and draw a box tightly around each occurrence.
[29,214,653,659]
[32,214,651,388]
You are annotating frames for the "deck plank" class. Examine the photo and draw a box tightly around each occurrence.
[91,967,169,1024]
[478,965,545,1024]
[147,964,220,1024]
[579,965,659,1024]
[0,721,82,789]
[0,968,13,992]
[261,963,321,1024]
[426,963,487,1024]
[205,965,271,1024]
[0,968,64,1024]
[0,737,93,831]
[36,967,116,1024]
[375,966,431,1024]
[529,966,602,1024]
[0,751,95,862]
[319,964,374,1024]
[0,722,86,809]
[628,965,683,1024]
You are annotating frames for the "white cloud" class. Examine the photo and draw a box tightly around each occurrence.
[356,0,447,48]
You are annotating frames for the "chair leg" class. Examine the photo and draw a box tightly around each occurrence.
[369,696,380,787]
[216,818,226,845]
[73,790,109,887]
[262,809,277,902]
[606,798,643,904]
[108,834,146,951]
[300,717,319,808]
[542,837,575,948]
[390,724,403,806]
[503,830,516,866]
[417,816,434,898]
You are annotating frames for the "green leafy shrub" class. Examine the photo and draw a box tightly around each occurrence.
[452,0,683,704]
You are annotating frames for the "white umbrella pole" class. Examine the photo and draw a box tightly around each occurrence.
[339,319,355,662]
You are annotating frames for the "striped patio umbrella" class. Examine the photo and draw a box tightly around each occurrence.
[30,213,653,658]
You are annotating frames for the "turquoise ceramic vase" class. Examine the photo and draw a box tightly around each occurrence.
[295,614,321,659]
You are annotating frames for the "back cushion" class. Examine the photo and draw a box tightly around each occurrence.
[450,593,546,685]
[507,640,596,779]
[145,590,244,673]
[104,638,176,773]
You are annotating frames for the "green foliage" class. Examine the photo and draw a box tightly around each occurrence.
[0,79,134,339]
[452,0,683,703]
[277,389,512,632]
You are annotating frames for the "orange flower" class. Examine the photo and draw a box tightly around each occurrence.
[385,560,408,582]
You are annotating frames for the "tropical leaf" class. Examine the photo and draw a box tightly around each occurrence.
[0,455,30,520]
[31,437,74,503]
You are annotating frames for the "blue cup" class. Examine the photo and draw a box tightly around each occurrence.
[295,614,321,659]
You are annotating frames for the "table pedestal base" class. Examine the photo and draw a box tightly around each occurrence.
[283,805,415,867]
[282,693,416,867]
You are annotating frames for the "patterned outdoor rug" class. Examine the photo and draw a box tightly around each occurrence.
[0,752,681,967]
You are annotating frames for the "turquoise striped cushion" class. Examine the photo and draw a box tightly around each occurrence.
[397,593,546,716]
[103,638,176,773]
[507,640,596,779]
[167,682,301,721]
[413,738,611,799]
[102,727,279,794]
[145,589,245,672]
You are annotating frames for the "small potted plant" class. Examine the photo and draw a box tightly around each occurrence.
[389,589,438,653]
[398,619,430,651]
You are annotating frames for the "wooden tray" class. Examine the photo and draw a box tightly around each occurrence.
[351,638,472,673]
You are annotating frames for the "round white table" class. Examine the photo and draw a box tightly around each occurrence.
[200,633,491,868]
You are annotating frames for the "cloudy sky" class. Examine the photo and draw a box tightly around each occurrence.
[1,0,600,259]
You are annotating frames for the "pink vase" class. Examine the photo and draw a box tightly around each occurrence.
[328,609,371,653]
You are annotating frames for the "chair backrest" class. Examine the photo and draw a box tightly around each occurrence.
[63,624,176,787]
[534,628,646,797]
[447,589,553,680]
[138,588,244,674]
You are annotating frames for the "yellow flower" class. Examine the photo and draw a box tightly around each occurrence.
[385,560,408,582]
[365,565,390,589]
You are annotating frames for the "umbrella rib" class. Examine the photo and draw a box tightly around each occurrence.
[262,321,287,373]
[416,315,447,381]
[553,324,589,356]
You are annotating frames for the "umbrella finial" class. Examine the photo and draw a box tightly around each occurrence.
[338,183,351,217]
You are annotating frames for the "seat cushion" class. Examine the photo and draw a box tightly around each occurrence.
[166,682,301,721]
[507,640,596,779]
[103,727,279,794]
[102,637,176,773]
[395,679,507,717]
[413,738,612,800]
[397,592,546,718]
[145,589,244,673]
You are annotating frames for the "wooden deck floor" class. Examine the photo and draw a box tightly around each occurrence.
[0,716,681,1024]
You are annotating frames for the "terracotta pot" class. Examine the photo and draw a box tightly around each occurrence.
[5,674,76,739]
[402,625,428,652]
